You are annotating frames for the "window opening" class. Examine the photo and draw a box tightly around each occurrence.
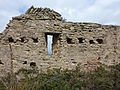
[0,60,4,65]
[32,38,38,43]
[8,37,14,43]
[47,35,53,55]
[21,37,25,42]
[89,40,95,44]
[30,62,36,67]
[67,38,75,44]
[78,38,84,43]
[45,33,60,55]
[96,39,103,44]
[23,61,27,64]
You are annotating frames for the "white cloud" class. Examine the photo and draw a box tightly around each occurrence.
[0,0,120,32]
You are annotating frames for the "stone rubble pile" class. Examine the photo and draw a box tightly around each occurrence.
[13,6,63,21]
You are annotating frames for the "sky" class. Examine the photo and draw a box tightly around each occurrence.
[0,0,120,32]
[47,35,53,55]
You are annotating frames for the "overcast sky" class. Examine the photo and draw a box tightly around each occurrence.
[0,0,120,32]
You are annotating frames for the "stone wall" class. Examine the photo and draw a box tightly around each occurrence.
[0,6,120,72]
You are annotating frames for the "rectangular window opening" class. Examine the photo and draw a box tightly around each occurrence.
[47,35,53,55]
[45,33,60,56]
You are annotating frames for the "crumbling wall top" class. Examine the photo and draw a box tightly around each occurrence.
[13,6,63,21]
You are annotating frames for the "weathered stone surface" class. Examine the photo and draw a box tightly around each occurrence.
[0,6,120,72]
[13,6,63,21]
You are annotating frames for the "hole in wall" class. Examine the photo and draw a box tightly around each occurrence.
[23,61,27,64]
[45,33,60,55]
[112,59,115,62]
[20,37,25,42]
[0,60,4,65]
[32,38,38,43]
[47,35,53,55]
[71,59,74,61]
[98,57,101,60]
[8,37,14,43]
[30,62,36,67]
[96,39,103,44]
[78,38,84,43]
[89,30,92,32]
[89,40,95,44]
[72,61,77,64]
[25,49,30,52]
[67,38,74,44]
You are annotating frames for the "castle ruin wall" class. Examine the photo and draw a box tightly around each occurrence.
[0,6,120,72]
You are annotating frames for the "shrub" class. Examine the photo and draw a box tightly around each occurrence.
[0,64,120,90]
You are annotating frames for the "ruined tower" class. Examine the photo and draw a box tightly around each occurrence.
[0,6,120,72]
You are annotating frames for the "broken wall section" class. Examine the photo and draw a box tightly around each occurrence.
[59,23,120,70]
[0,7,120,72]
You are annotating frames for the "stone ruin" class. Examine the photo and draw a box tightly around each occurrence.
[0,6,120,72]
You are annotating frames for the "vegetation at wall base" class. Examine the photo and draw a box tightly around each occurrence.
[0,64,120,90]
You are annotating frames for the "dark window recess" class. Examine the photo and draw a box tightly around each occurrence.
[0,60,4,65]
[21,37,25,42]
[32,38,38,43]
[67,38,74,44]
[72,61,77,64]
[71,59,74,61]
[96,39,103,44]
[78,38,84,43]
[89,40,95,44]
[8,37,14,42]
[25,49,30,52]
[23,61,27,64]
[30,62,36,67]
[98,57,101,60]
[89,30,92,32]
